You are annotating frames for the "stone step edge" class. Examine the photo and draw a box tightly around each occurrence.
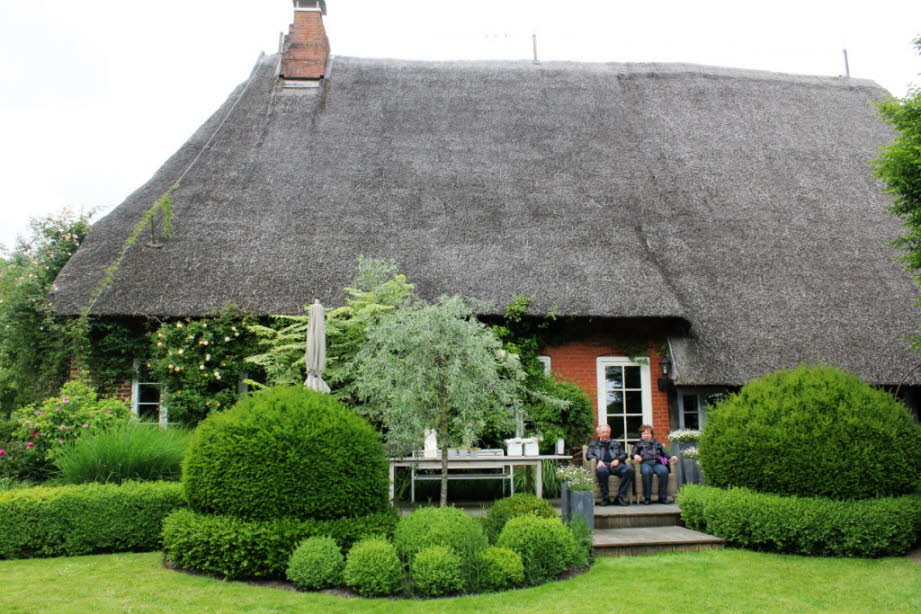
[593,536,725,547]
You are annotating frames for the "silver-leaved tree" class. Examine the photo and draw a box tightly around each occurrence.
[352,295,527,506]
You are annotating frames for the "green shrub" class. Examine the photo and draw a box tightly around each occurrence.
[10,380,134,464]
[476,546,524,592]
[0,481,183,559]
[483,493,558,543]
[286,536,344,590]
[411,545,464,597]
[393,506,488,563]
[53,423,190,484]
[496,515,577,585]
[343,538,403,597]
[567,517,593,568]
[527,377,595,454]
[698,365,921,499]
[182,385,389,520]
[161,507,399,579]
[678,485,921,557]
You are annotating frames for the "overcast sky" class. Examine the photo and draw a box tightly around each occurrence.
[1,0,920,251]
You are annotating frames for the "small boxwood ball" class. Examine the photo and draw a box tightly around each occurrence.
[182,385,389,520]
[483,493,558,543]
[411,545,464,597]
[698,365,921,500]
[286,536,344,590]
[393,506,487,563]
[343,538,403,597]
[496,515,577,585]
[476,546,524,591]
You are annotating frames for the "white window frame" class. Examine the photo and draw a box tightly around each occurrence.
[537,355,552,376]
[596,356,653,444]
[132,359,168,426]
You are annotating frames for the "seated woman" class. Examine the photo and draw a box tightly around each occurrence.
[632,425,674,504]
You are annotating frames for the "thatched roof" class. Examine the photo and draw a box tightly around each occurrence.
[50,55,920,385]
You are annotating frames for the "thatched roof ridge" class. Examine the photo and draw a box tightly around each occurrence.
[50,54,920,385]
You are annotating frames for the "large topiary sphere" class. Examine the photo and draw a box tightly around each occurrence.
[182,386,389,520]
[699,365,921,500]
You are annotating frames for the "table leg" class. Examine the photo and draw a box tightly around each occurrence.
[536,460,543,499]
[411,466,416,504]
[510,464,515,496]
[388,464,395,504]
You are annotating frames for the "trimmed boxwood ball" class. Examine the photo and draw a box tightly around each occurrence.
[411,545,464,597]
[496,515,577,585]
[182,385,389,520]
[393,506,488,564]
[699,365,921,500]
[343,538,403,597]
[483,493,558,543]
[678,484,921,557]
[286,536,344,590]
[476,546,524,591]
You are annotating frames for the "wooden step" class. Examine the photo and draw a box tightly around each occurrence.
[592,502,681,529]
[592,526,725,556]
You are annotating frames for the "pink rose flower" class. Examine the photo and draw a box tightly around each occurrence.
[82,424,89,429]
[60,425,68,431]
[0,449,5,456]
[26,442,34,448]
[58,439,64,445]
[105,410,112,415]
[55,407,62,412]
[62,397,69,403]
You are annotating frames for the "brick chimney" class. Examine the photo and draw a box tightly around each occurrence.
[280,1,330,80]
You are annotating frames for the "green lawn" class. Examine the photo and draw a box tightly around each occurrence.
[1,549,919,613]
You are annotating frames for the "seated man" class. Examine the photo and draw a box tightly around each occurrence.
[586,424,633,506]
[632,424,673,504]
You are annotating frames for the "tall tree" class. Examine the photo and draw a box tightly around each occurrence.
[352,295,526,506]
[874,37,921,280]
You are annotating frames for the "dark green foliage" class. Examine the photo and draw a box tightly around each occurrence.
[53,424,190,484]
[873,43,921,280]
[182,385,389,520]
[343,538,404,597]
[527,378,595,454]
[0,210,91,415]
[148,307,260,425]
[0,481,183,559]
[698,365,921,499]
[496,515,577,585]
[483,493,558,543]
[286,536,344,590]
[678,485,921,557]
[475,546,524,592]
[393,506,488,564]
[161,507,399,579]
[411,545,464,597]
[84,318,150,394]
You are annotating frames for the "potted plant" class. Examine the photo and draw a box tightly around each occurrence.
[668,429,703,485]
[556,464,594,530]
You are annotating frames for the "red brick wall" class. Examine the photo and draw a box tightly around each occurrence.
[280,10,330,80]
[68,357,133,403]
[541,338,670,442]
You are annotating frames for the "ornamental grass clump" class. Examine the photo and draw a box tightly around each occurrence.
[482,493,558,543]
[343,538,403,597]
[286,536,344,590]
[496,515,578,585]
[410,545,464,597]
[699,365,921,499]
[53,423,190,484]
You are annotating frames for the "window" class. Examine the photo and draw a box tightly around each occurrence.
[132,360,166,425]
[537,355,551,376]
[677,389,727,430]
[596,357,652,445]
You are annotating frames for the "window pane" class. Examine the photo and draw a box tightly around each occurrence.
[626,415,644,440]
[138,404,159,423]
[609,418,626,440]
[606,391,623,414]
[139,384,161,404]
[605,366,623,389]
[684,412,700,430]
[625,390,642,413]
[682,394,699,413]
[624,366,641,389]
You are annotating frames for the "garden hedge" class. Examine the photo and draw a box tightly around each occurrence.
[161,507,400,579]
[0,481,183,559]
[679,484,921,557]
[698,365,921,499]
[182,385,389,521]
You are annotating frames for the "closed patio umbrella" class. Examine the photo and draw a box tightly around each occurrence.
[304,299,330,393]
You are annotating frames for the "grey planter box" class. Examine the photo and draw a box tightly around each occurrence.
[560,482,571,524]
[569,489,594,533]
[671,442,705,486]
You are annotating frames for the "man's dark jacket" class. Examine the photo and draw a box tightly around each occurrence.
[586,437,628,464]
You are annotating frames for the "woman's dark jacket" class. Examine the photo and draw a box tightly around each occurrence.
[632,438,668,464]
